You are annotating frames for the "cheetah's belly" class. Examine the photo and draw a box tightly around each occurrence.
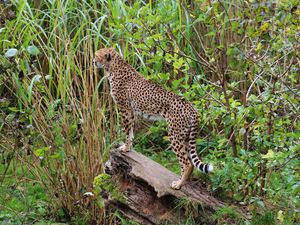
[130,101,165,121]
[135,110,164,121]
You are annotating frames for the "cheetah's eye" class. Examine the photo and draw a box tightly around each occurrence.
[105,53,111,62]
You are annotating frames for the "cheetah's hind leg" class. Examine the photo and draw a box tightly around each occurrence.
[168,129,194,190]
[171,163,193,190]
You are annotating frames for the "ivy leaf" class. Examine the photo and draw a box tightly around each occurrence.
[27,45,40,55]
[5,48,18,57]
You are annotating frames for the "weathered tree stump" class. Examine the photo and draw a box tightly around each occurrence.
[103,148,246,224]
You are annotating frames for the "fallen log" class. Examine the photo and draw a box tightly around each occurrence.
[103,148,246,224]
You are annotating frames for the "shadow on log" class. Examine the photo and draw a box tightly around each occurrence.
[104,148,247,225]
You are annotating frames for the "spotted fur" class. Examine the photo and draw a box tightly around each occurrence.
[94,47,213,189]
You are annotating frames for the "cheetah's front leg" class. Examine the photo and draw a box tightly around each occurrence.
[119,108,134,152]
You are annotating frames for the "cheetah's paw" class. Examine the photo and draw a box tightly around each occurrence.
[118,144,131,152]
[171,180,183,190]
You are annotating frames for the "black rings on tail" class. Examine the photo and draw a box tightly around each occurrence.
[188,115,213,173]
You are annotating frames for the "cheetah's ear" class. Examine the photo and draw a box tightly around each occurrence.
[105,53,111,62]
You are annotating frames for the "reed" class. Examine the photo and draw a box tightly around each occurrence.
[1,0,121,223]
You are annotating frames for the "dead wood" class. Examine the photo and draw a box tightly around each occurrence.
[103,148,247,225]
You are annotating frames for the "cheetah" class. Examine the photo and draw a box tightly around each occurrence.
[94,47,213,190]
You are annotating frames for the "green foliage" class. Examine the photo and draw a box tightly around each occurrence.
[0,161,51,224]
[112,211,140,225]
[93,174,125,208]
[175,197,205,220]
[213,206,241,224]
[251,211,276,225]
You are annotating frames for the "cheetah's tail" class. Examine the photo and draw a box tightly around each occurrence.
[188,116,213,173]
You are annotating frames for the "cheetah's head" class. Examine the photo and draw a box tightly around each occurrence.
[93,47,116,69]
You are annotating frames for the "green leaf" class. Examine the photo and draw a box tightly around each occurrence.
[239,128,246,136]
[260,22,270,32]
[256,42,263,53]
[34,147,49,157]
[206,31,216,36]
[277,210,284,223]
[8,107,20,112]
[27,45,40,55]
[193,13,207,23]
[262,150,274,159]
[172,79,182,89]
[49,153,60,159]
[231,21,239,31]
[5,48,18,57]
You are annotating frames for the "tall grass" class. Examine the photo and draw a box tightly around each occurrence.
[1,0,120,223]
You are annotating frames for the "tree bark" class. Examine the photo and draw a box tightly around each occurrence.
[103,148,246,224]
